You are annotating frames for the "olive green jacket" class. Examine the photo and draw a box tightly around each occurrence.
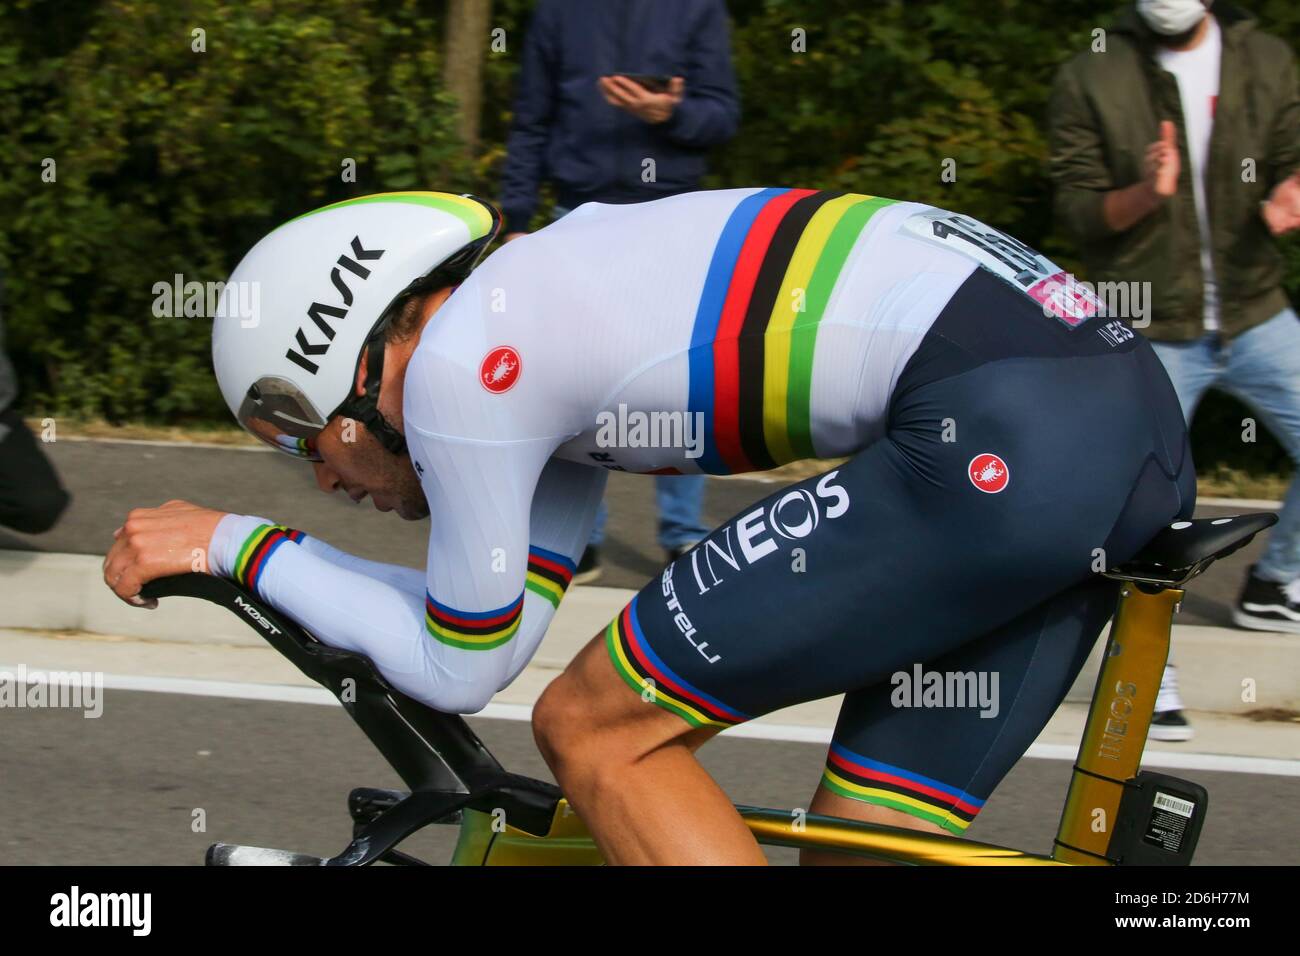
[1048,3,1299,340]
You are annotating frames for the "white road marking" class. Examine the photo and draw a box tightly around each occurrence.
[10,668,1294,779]
[1196,496,1283,510]
[53,435,268,452]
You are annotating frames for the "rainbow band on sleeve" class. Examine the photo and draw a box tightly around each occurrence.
[605,596,750,729]
[525,546,577,609]
[425,592,522,651]
[688,189,898,474]
[232,524,307,593]
[820,743,985,835]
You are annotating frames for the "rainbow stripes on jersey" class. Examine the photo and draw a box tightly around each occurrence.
[425,546,576,650]
[231,523,306,593]
[525,545,576,609]
[821,743,984,834]
[606,596,750,729]
[425,592,522,651]
[689,189,898,474]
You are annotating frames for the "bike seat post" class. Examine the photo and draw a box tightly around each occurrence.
[1051,583,1180,864]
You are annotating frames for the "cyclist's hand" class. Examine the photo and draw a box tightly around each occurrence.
[502,231,528,243]
[1144,121,1180,200]
[103,500,229,608]
[597,75,684,124]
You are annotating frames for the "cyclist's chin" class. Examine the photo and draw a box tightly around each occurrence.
[390,496,429,521]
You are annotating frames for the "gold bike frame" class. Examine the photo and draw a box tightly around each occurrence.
[1051,584,1179,864]
[448,584,1178,866]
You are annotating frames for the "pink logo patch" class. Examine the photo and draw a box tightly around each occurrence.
[1026,270,1101,327]
[480,346,521,393]
[968,453,1010,494]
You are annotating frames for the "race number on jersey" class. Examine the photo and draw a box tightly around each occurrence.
[899,210,1103,329]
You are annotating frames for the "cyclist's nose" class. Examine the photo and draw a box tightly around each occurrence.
[312,461,342,494]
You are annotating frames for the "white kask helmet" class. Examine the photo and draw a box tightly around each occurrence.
[212,191,500,460]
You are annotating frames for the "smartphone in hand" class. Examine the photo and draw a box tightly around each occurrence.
[612,73,673,94]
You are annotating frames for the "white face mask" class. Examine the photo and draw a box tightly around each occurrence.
[1137,0,1208,36]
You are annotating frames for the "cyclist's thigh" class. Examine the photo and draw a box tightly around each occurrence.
[819,575,1117,834]
[609,346,1188,733]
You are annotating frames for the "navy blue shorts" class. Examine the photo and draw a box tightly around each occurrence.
[606,267,1195,834]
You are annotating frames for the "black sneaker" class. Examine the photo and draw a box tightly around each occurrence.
[1233,566,1300,634]
[1150,664,1194,742]
[573,546,602,585]
[1149,709,1194,743]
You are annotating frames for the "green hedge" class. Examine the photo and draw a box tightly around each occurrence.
[1,0,1296,472]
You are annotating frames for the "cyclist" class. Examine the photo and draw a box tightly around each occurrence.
[103,189,1195,864]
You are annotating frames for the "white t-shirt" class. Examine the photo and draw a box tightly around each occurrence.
[1157,15,1222,330]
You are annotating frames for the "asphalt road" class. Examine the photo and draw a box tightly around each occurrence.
[0,436,1281,625]
[2,689,1294,866]
[1,438,1292,867]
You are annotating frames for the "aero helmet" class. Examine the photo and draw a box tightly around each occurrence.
[212,191,499,460]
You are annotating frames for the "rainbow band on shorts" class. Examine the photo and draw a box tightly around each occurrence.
[821,743,985,834]
[606,595,750,729]
[232,523,307,593]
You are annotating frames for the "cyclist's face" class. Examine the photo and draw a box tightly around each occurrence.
[312,417,428,520]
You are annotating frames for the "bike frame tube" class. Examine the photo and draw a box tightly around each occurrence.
[453,802,1064,866]
[1051,585,1180,864]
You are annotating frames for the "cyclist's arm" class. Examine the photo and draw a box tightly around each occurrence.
[207,515,442,702]
[502,455,607,687]
[295,535,424,596]
[407,427,605,702]
[207,516,423,596]
[206,444,602,714]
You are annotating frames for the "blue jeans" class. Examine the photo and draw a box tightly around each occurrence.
[1149,307,1300,583]
[550,205,710,551]
[587,476,710,550]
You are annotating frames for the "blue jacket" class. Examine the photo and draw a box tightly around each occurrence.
[499,0,740,231]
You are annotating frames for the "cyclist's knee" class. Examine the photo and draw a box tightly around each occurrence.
[532,672,584,768]
[533,667,651,774]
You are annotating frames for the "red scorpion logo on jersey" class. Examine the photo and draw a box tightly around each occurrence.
[480,346,522,393]
[968,453,1010,494]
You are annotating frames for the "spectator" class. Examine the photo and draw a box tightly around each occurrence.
[0,266,71,535]
[500,0,741,582]
[1049,0,1300,740]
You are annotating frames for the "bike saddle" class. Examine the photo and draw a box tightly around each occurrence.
[1108,512,1278,588]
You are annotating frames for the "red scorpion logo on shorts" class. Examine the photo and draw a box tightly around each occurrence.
[968,453,1010,494]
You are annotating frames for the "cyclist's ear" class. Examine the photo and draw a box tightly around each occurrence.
[354,348,369,396]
